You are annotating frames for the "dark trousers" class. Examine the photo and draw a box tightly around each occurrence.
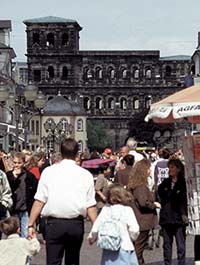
[162,225,186,265]
[194,235,200,261]
[134,230,150,265]
[45,216,84,265]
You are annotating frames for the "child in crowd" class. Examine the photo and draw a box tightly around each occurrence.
[88,183,139,265]
[0,216,40,265]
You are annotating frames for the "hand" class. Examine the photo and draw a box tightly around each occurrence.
[87,235,95,245]
[182,215,189,226]
[154,202,161,208]
[28,227,36,239]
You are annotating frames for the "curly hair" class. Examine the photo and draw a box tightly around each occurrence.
[128,158,151,190]
[106,183,133,206]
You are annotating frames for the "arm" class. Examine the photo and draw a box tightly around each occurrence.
[87,205,97,224]
[126,207,140,241]
[0,171,13,209]
[28,200,45,239]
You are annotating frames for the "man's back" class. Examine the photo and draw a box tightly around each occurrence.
[36,159,95,219]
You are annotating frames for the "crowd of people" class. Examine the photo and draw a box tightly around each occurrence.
[0,137,193,265]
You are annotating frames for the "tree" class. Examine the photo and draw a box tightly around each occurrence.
[128,109,174,147]
[87,120,112,152]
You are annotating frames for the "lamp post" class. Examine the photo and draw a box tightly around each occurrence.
[44,118,73,152]
[0,82,45,151]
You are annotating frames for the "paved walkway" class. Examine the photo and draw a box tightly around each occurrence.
[32,221,195,265]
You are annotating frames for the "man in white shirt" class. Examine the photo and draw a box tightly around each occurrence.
[28,138,97,265]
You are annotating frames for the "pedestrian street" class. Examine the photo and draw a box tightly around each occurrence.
[32,220,194,265]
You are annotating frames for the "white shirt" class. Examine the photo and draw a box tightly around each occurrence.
[0,234,40,265]
[129,150,144,163]
[89,204,139,251]
[35,159,96,218]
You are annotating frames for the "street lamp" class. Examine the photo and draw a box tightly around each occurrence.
[44,118,73,151]
[0,82,46,151]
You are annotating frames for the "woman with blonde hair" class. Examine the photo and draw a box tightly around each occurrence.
[25,151,45,180]
[128,159,160,265]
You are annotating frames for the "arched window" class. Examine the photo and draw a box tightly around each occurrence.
[108,67,115,79]
[145,96,152,108]
[108,97,115,109]
[122,69,127,79]
[96,67,103,79]
[133,98,139,109]
[78,140,83,152]
[83,97,90,110]
[165,65,172,77]
[62,66,68,80]
[146,69,152,79]
[33,33,40,45]
[48,66,54,78]
[96,97,103,109]
[120,97,127,109]
[86,69,92,79]
[77,119,83,131]
[46,33,54,46]
[62,33,69,46]
[134,69,139,79]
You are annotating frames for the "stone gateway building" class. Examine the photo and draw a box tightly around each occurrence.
[23,16,194,151]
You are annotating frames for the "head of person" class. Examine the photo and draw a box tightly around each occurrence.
[13,152,25,171]
[126,137,137,151]
[50,152,62,164]
[120,146,129,158]
[158,148,170,159]
[98,163,110,175]
[103,148,112,158]
[106,183,133,206]
[128,158,151,190]
[167,158,184,179]
[26,151,45,169]
[0,217,20,236]
[122,154,134,167]
[60,138,79,160]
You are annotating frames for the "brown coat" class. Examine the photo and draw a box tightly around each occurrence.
[131,185,158,231]
[115,166,132,187]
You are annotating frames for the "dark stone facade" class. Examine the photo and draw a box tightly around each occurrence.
[23,16,193,150]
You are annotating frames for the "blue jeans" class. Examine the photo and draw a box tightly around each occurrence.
[15,211,29,238]
[101,248,138,265]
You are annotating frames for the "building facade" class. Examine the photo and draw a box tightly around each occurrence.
[23,16,194,151]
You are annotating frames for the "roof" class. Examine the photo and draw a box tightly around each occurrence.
[0,20,11,30]
[43,93,86,116]
[160,55,191,61]
[23,16,77,24]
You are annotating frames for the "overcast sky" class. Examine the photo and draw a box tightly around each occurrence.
[1,0,200,61]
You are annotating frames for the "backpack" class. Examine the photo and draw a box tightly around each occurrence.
[97,208,122,251]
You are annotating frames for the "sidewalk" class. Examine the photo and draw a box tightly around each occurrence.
[32,221,195,265]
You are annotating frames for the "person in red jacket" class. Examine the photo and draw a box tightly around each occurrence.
[26,151,45,180]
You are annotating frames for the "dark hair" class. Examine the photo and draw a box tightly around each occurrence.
[60,138,79,159]
[168,158,185,179]
[106,183,133,206]
[0,217,19,236]
[98,163,110,173]
[158,148,170,159]
[122,154,134,166]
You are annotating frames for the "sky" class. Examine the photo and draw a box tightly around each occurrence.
[1,0,200,61]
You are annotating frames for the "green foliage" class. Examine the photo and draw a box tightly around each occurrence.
[87,120,111,152]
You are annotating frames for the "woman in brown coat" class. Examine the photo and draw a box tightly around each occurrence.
[128,158,160,265]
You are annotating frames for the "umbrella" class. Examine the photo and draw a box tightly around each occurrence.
[81,158,116,169]
[145,84,200,124]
